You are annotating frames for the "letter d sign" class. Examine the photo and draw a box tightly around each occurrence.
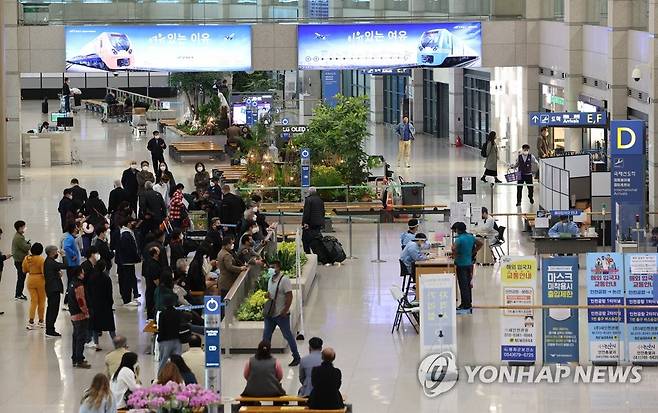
[616,127,636,150]
[610,120,644,155]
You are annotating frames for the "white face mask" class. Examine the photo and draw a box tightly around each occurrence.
[197,167,203,172]
[229,244,234,250]
[252,215,257,221]
[142,166,148,171]
[94,253,101,261]
[160,165,166,171]
[267,268,275,277]
[522,150,529,156]
[252,207,258,213]
[209,182,215,187]
[130,164,137,170]
[251,227,259,234]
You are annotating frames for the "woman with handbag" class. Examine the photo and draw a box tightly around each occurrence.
[110,352,140,410]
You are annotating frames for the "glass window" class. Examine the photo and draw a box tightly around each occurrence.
[463,70,490,148]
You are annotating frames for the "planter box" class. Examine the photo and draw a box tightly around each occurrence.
[222,255,317,353]
[166,125,227,145]
[146,109,177,120]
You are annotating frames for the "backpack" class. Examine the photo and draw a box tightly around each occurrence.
[480,141,489,158]
[319,236,346,264]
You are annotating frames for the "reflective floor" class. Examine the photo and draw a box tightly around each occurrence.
[1,102,656,412]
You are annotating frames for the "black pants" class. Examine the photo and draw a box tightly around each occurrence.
[46,292,61,334]
[145,280,156,320]
[128,194,138,215]
[64,95,70,113]
[64,266,78,305]
[118,265,138,304]
[151,154,165,172]
[516,174,534,204]
[456,265,473,308]
[302,227,321,254]
[71,318,88,364]
[14,261,26,298]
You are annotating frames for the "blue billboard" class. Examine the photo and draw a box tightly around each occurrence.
[65,25,252,72]
[298,23,482,70]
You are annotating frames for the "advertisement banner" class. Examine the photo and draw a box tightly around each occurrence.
[65,25,252,72]
[542,256,579,364]
[500,256,537,363]
[586,253,625,363]
[298,22,482,70]
[610,120,645,248]
[419,274,457,358]
[625,254,658,363]
[321,70,341,107]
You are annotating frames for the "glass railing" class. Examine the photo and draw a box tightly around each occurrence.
[19,0,518,25]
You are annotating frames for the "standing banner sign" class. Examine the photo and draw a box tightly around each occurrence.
[500,256,537,363]
[586,253,624,363]
[542,256,579,364]
[610,120,645,249]
[203,296,222,397]
[625,254,658,363]
[419,274,457,358]
[321,70,340,107]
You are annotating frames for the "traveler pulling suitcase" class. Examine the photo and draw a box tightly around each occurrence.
[311,234,346,265]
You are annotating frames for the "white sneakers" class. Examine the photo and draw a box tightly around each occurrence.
[84,342,97,349]
[26,323,36,330]
[124,300,140,307]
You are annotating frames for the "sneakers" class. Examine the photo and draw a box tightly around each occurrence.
[456,305,473,315]
[124,300,139,307]
[15,295,27,301]
[26,322,37,330]
[45,331,62,338]
[480,177,487,182]
[288,358,301,367]
[74,361,92,369]
[494,178,502,184]
[37,321,45,329]
[84,342,97,349]
[516,203,521,207]
[62,305,69,312]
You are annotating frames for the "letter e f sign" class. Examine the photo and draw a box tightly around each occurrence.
[617,127,636,150]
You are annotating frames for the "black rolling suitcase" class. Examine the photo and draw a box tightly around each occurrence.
[41,98,48,114]
[311,234,346,264]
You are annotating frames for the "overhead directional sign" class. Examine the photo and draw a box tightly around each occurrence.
[528,112,607,128]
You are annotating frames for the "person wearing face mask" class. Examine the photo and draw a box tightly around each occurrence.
[220,184,246,238]
[147,131,167,171]
[168,183,187,229]
[205,217,224,259]
[121,161,139,213]
[511,144,539,207]
[208,176,223,204]
[194,162,210,193]
[58,188,76,233]
[238,234,263,266]
[44,245,67,337]
[108,180,128,216]
[480,131,502,183]
[116,218,141,306]
[62,222,81,307]
[136,161,155,210]
[250,194,269,235]
[217,237,247,298]
[243,221,265,251]
[94,226,114,274]
[537,127,552,158]
[153,174,172,208]
[85,246,116,351]
[156,161,177,196]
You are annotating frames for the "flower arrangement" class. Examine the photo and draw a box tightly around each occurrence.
[127,381,220,412]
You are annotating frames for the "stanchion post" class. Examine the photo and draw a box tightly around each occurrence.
[506,214,510,256]
[280,210,285,235]
[371,214,386,263]
[348,212,357,259]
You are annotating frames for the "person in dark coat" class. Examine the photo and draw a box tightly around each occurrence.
[108,180,128,216]
[169,229,186,271]
[94,226,114,274]
[219,185,246,237]
[205,217,224,259]
[308,348,344,410]
[44,245,67,337]
[86,247,116,350]
[208,177,223,205]
[139,181,167,226]
[69,178,88,215]
[147,131,167,172]
[302,187,325,254]
[58,188,76,233]
[121,161,139,213]
[156,161,177,196]
[143,245,163,320]
[85,190,108,229]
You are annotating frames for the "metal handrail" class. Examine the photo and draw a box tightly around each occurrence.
[106,87,162,126]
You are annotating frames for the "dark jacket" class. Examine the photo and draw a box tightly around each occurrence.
[157,307,182,342]
[308,361,344,410]
[194,170,210,192]
[58,196,76,231]
[220,192,246,225]
[70,185,88,214]
[187,256,206,293]
[147,137,167,156]
[139,189,167,224]
[108,187,128,214]
[44,256,67,295]
[121,168,139,197]
[88,266,116,332]
[85,197,108,228]
[94,238,114,273]
[116,228,141,265]
[62,83,71,96]
[155,286,178,312]
[303,193,325,228]
[205,227,223,259]
[169,240,185,270]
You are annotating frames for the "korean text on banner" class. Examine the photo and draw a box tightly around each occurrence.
[625,254,658,363]
[542,256,579,364]
[500,256,537,363]
[419,274,457,358]
[586,253,625,363]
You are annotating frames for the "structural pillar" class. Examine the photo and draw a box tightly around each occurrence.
[447,68,463,145]
[563,0,586,152]
[607,0,631,121]
[369,75,384,124]
[647,0,658,221]
[524,0,541,158]
[410,69,424,133]
[2,0,21,191]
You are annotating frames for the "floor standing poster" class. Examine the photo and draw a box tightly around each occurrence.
[419,274,457,358]
[500,256,537,363]
[586,253,625,363]
[625,254,658,363]
[542,256,579,364]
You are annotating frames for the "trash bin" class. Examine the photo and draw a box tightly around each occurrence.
[399,177,425,206]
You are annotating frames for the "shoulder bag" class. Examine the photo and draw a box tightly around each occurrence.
[262,275,283,318]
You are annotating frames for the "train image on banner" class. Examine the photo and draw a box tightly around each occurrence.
[416,28,479,67]
[67,32,134,71]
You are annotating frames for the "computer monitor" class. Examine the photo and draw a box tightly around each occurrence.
[51,112,66,123]
[57,116,74,128]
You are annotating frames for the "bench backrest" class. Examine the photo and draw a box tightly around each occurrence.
[238,407,347,413]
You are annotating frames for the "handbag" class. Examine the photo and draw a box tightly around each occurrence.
[505,168,522,183]
[262,275,283,318]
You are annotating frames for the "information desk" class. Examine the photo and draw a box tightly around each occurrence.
[21,131,72,165]
[414,256,455,299]
[531,236,598,255]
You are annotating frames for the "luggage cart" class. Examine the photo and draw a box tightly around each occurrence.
[101,104,126,123]
[131,113,148,138]
[185,210,209,241]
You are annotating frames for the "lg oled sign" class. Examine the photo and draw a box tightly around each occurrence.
[65,25,252,72]
[298,22,482,70]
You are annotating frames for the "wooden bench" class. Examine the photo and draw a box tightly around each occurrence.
[239,408,346,413]
[232,396,307,413]
[211,164,247,183]
[169,141,225,162]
